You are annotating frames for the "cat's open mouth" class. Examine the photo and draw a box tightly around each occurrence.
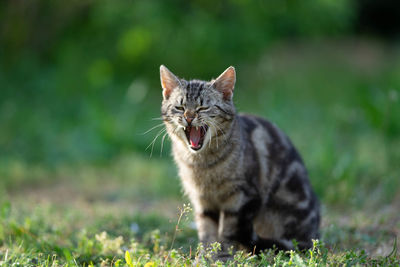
[184,125,208,151]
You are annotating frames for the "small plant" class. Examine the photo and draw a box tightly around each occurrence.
[163,203,192,265]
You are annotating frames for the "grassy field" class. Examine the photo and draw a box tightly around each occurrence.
[0,155,399,266]
[1,40,400,266]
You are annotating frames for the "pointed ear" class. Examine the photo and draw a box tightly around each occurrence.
[160,65,181,99]
[212,66,236,100]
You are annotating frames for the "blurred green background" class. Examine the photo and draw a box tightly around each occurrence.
[1,0,400,208]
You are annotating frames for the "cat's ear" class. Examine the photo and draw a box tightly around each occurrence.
[212,66,236,100]
[160,65,181,99]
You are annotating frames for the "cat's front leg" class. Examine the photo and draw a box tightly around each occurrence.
[195,209,219,246]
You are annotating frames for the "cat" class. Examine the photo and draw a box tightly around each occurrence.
[159,65,320,256]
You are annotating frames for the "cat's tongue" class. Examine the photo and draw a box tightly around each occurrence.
[189,127,201,148]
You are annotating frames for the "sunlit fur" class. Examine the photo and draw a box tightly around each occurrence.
[160,66,320,258]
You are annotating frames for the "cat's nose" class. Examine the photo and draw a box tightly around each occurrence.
[184,111,195,125]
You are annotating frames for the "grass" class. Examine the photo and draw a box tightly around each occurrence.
[0,154,399,266]
[1,39,400,265]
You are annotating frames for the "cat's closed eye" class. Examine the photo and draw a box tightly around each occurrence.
[175,106,185,111]
[196,106,210,112]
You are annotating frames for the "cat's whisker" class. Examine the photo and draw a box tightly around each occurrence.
[208,123,218,148]
[207,119,226,148]
[172,125,181,134]
[206,119,220,134]
[200,125,212,149]
[199,119,214,148]
[151,117,164,121]
[160,131,168,157]
[211,124,219,149]
[205,120,217,148]
[142,123,165,135]
[211,119,226,136]
[146,128,167,157]
[210,119,229,146]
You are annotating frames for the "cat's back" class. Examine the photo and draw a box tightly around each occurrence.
[237,113,296,156]
[237,113,311,193]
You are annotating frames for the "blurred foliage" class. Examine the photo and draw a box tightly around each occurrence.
[0,0,354,163]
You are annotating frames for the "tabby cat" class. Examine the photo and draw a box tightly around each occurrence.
[159,65,320,255]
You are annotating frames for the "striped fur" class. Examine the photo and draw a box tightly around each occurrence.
[160,65,320,255]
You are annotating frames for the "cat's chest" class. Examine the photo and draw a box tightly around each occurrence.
[179,163,240,206]
[180,164,227,187]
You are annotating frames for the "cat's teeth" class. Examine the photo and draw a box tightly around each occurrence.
[183,127,186,131]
